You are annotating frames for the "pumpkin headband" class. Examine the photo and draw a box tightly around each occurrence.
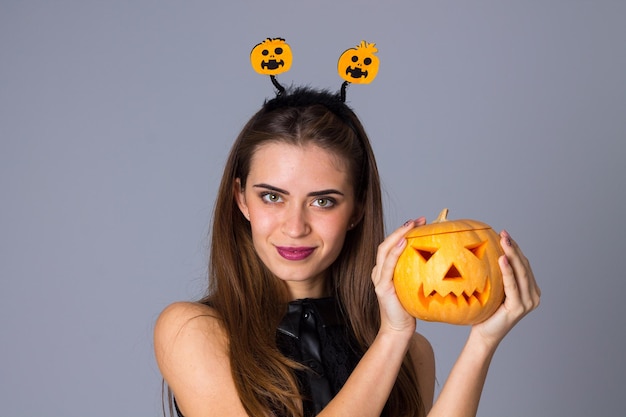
[249,38,379,102]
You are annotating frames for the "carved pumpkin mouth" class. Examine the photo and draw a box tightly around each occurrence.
[345,66,368,79]
[262,59,284,70]
[417,277,492,308]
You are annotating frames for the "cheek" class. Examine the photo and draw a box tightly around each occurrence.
[243,199,273,235]
[318,216,350,250]
[248,211,276,238]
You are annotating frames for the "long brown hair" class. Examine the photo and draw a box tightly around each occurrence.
[178,88,423,416]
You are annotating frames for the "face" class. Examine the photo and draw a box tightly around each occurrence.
[235,142,357,299]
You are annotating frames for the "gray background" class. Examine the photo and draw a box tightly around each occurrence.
[1,1,624,416]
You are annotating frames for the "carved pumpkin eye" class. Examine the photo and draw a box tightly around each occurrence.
[413,247,436,261]
[466,241,488,259]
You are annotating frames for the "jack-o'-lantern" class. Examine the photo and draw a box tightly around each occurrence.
[337,40,379,84]
[250,38,293,75]
[393,209,505,325]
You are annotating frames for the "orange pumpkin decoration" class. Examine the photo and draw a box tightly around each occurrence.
[393,209,505,325]
[250,38,293,76]
[337,40,379,84]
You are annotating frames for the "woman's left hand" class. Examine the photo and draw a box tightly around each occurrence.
[471,230,541,347]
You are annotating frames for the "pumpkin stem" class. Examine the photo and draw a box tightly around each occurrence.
[434,208,449,223]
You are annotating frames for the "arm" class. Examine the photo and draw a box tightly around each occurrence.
[427,230,541,417]
[318,218,431,417]
[319,226,539,417]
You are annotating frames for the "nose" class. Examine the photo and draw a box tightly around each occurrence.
[281,205,310,238]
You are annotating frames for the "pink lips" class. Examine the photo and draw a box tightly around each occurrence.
[276,246,315,261]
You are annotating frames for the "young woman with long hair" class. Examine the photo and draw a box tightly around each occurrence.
[154,87,540,417]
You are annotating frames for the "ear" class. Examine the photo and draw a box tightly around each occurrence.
[234,178,250,221]
[349,205,365,230]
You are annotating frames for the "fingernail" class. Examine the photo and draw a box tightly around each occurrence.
[403,220,413,227]
[502,229,513,247]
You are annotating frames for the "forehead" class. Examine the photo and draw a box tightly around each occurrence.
[248,142,351,184]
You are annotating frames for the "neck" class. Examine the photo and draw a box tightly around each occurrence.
[285,279,330,301]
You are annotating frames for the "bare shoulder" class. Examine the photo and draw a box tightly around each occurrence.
[409,331,435,411]
[154,301,226,380]
[155,301,221,336]
[154,302,247,416]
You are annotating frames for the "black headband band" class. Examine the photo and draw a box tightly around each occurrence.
[262,86,357,130]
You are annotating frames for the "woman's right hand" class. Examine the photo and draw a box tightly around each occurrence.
[370,217,427,336]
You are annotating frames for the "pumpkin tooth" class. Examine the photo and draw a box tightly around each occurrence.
[460,293,470,305]
[475,277,491,306]
[435,292,452,306]
[421,282,438,300]
[420,283,488,310]
[467,292,481,306]
[451,287,465,297]
[456,292,470,307]
[417,284,432,308]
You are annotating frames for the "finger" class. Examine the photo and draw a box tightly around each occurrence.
[372,217,424,287]
[376,237,408,289]
[499,230,541,309]
[498,254,520,306]
[501,230,541,300]
[372,228,410,287]
[375,217,424,266]
[413,216,427,227]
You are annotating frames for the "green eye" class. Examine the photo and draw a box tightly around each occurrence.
[261,192,282,203]
[313,198,334,208]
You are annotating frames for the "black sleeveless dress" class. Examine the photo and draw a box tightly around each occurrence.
[174,297,363,417]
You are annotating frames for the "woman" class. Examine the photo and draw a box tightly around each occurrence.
[154,87,540,417]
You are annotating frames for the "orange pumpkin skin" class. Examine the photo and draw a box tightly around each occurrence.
[337,40,379,84]
[393,209,505,325]
[250,38,293,76]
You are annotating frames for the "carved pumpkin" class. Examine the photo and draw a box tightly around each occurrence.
[393,209,505,325]
[337,40,379,84]
[250,38,292,75]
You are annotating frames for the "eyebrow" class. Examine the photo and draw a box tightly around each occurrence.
[252,183,345,197]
